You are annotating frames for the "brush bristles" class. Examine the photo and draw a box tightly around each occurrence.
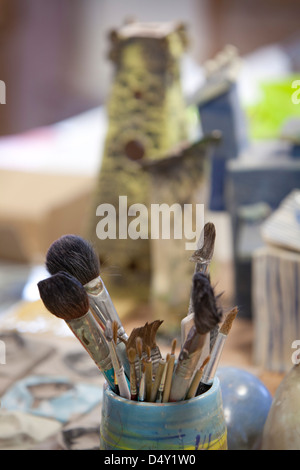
[126,320,163,353]
[136,337,143,358]
[192,272,223,335]
[38,271,89,321]
[149,320,163,346]
[171,338,177,355]
[112,321,118,344]
[45,234,100,285]
[200,355,211,370]
[128,348,137,364]
[190,222,216,262]
[201,222,216,258]
[220,307,238,335]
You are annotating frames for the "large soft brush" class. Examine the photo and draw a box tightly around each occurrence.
[38,271,116,391]
[45,234,129,376]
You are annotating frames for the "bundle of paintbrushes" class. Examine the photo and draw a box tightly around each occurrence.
[38,224,238,403]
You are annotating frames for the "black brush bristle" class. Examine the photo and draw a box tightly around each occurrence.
[190,222,216,262]
[192,272,223,335]
[196,381,211,395]
[45,235,100,285]
[38,271,90,321]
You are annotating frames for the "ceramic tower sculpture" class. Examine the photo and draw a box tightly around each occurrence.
[89,21,190,299]
[89,21,218,325]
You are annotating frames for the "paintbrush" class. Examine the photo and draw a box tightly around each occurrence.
[162,339,177,403]
[108,324,119,395]
[196,307,238,396]
[136,336,143,385]
[156,354,170,403]
[45,234,130,377]
[169,272,222,402]
[128,347,138,401]
[126,320,163,374]
[185,355,210,399]
[37,271,116,392]
[148,320,163,370]
[150,358,166,402]
[190,222,216,277]
[138,362,146,402]
[145,345,153,402]
[112,320,120,395]
[104,320,130,399]
[182,222,216,350]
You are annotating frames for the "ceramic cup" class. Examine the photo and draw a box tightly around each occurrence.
[100,377,227,450]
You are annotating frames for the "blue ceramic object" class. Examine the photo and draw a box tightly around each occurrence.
[217,366,272,450]
[100,377,227,450]
[197,83,248,211]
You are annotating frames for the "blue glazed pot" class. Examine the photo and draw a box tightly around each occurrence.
[100,377,227,450]
[217,367,272,450]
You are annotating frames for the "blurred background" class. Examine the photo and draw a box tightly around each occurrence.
[1,0,300,135]
[0,0,300,450]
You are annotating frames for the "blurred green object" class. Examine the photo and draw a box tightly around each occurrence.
[246,75,300,140]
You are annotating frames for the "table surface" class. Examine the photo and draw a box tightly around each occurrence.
[0,293,285,450]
